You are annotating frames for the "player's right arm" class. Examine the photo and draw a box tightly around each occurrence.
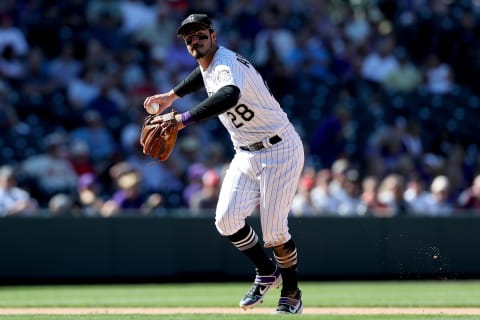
[143,67,204,114]
[173,67,204,97]
[143,90,178,114]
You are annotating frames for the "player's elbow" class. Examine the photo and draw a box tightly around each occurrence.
[221,85,241,106]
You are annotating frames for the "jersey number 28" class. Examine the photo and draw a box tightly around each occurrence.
[227,104,254,128]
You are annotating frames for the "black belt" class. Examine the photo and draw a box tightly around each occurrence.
[239,135,282,152]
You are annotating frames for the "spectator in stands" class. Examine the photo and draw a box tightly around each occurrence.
[203,142,228,174]
[0,12,29,58]
[67,65,101,110]
[126,139,184,195]
[365,119,414,178]
[83,38,117,74]
[183,163,208,207]
[116,47,146,93]
[47,42,82,89]
[132,2,177,55]
[444,144,469,198]
[333,169,365,216]
[375,173,410,217]
[125,74,160,124]
[328,158,351,200]
[360,175,387,215]
[404,174,430,214]
[310,168,337,214]
[72,173,104,217]
[48,193,75,217]
[20,132,78,205]
[20,47,59,118]
[309,107,350,169]
[120,109,147,156]
[189,169,221,214]
[225,0,263,45]
[163,34,199,75]
[118,0,157,36]
[421,175,454,216]
[88,8,125,52]
[401,120,424,161]
[252,4,297,68]
[0,80,29,135]
[85,76,125,120]
[86,0,123,28]
[69,140,95,176]
[100,168,147,217]
[291,172,317,216]
[173,134,205,174]
[0,165,38,217]
[422,53,455,95]
[343,7,371,47]
[457,174,480,213]
[70,110,119,168]
[383,48,422,93]
[0,44,24,89]
[361,36,399,86]
[290,28,331,81]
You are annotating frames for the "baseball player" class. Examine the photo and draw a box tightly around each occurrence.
[144,13,304,314]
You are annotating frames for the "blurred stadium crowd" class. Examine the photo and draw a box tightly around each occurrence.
[1,0,480,217]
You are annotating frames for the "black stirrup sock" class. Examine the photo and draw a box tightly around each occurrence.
[227,224,276,275]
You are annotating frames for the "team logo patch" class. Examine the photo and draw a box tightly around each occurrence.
[216,68,232,83]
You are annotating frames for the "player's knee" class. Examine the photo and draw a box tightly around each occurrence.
[214,214,243,237]
[273,239,298,268]
[225,224,250,241]
[214,217,230,236]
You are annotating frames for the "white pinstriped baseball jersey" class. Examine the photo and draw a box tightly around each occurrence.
[200,46,290,147]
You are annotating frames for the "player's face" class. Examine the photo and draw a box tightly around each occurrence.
[183,28,216,59]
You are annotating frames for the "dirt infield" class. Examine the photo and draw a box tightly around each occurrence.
[1,308,480,315]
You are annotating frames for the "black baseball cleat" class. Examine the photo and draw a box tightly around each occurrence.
[239,266,282,310]
[273,289,303,315]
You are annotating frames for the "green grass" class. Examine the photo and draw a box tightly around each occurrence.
[1,281,479,307]
[0,280,479,319]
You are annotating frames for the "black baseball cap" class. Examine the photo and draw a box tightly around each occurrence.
[177,13,213,36]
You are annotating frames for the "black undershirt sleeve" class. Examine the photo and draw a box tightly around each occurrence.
[190,85,241,122]
[173,67,204,97]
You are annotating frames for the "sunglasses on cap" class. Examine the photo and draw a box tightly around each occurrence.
[183,32,210,45]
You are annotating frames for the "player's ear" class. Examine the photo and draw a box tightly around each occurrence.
[211,31,217,41]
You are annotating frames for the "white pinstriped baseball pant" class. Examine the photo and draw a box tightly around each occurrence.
[215,124,304,247]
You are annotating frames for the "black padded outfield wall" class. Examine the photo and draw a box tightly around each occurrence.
[1,216,479,283]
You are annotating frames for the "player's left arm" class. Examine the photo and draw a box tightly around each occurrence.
[174,63,241,128]
[153,85,240,129]
[178,61,243,126]
[181,85,240,125]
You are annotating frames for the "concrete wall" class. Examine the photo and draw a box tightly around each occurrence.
[1,216,479,283]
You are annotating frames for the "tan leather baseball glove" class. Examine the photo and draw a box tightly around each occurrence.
[140,110,178,161]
